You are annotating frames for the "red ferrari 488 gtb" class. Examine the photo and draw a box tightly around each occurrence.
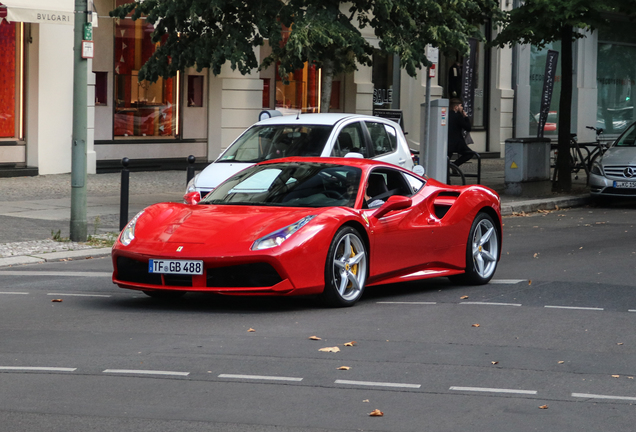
[112,157,501,307]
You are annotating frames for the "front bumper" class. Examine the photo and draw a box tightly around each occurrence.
[589,173,636,197]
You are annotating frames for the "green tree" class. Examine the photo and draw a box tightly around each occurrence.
[492,0,636,192]
[111,0,500,112]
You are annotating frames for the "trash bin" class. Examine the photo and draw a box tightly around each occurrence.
[504,138,551,196]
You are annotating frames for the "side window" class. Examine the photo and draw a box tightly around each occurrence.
[366,122,397,155]
[331,122,369,157]
[402,172,425,194]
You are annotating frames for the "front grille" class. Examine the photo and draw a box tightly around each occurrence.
[164,274,193,287]
[207,263,283,288]
[116,256,162,285]
[603,165,636,178]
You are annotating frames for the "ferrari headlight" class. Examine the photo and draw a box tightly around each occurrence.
[119,210,144,246]
[251,215,316,250]
[591,161,604,176]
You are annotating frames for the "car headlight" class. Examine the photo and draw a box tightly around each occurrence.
[185,174,199,194]
[119,210,144,246]
[251,215,317,250]
[591,161,604,176]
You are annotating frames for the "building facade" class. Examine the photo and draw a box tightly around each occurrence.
[0,1,627,177]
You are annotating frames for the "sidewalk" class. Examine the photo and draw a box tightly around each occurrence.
[0,160,591,267]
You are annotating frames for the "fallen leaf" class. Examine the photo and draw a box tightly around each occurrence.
[319,346,340,353]
[629,377,634,380]
[51,299,63,302]
[460,295,469,300]
[338,366,351,370]
[309,336,321,340]
[247,328,255,332]
[529,280,532,285]
[539,405,548,409]
[472,324,480,327]
[612,375,620,378]
[344,341,356,347]
[558,361,565,364]
[369,409,384,417]
[617,342,624,345]
[533,253,539,258]
[491,361,499,365]
[363,399,370,403]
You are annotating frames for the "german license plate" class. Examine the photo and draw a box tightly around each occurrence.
[613,181,636,189]
[148,259,203,275]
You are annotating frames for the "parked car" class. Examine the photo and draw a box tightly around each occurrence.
[590,121,636,198]
[185,113,414,199]
[114,158,501,307]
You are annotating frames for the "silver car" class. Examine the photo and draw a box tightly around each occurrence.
[186,113,414,198]
[590,121,636,198]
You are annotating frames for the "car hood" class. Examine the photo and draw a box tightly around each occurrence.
[601,147,636,166]
[132,202,337,253]
[194,162,255,191]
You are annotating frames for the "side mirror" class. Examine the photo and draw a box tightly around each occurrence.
[371,195,412,219]
[183,191,201,205]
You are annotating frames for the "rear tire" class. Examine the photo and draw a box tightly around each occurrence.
[320,227,368,307]
[450,212,499,285]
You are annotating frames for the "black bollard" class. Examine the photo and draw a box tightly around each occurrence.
[119,157,130,231]
[186,155,196,185]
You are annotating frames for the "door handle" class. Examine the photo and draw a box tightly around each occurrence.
[398,158,406,165]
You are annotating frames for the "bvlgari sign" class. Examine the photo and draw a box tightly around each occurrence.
[1,0,74,26]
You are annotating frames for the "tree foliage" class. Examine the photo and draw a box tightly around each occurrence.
[492,0,636,192]
[111,0,501,111]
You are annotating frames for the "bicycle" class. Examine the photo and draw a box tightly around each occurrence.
[582,125,608,171]
[551,133,589,183]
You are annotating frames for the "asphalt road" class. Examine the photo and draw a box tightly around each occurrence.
[1,204,636,431]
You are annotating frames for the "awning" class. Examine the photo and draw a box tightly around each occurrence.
[0,0,74,26]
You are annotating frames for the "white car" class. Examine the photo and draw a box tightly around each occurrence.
[186,113,415,198]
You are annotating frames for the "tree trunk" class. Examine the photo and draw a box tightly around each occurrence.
[320,58,334,113]
[555,25,573,192]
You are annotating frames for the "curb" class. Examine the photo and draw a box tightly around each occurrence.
[501,195,590,216]
[0,248,112,268]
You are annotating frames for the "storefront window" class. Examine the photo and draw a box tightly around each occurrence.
[528,41,561,136]
[597,22,636,135]
[0,20,23,140]
[372,51,400,109]
[114,0,177,138]
[275,63,320,114]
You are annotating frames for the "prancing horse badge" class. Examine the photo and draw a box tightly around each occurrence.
[176,246,184,252]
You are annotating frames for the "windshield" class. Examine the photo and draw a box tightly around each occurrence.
[218,125,332,163]
[201,162,362,208]
[615,123,636,147]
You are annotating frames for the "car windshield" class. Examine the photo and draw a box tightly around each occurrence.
[201,162,362,208]
[217,125,333,163]
[615,123,636,147]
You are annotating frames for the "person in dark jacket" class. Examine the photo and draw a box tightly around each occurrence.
[447,98,474,167]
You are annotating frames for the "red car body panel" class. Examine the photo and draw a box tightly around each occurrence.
[112,157,501,296]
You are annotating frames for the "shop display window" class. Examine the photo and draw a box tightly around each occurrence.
[114,1,177,138]
[276,63,319,113]
[597,22,636,136]
[187,75,204,107]
[95,71,107,106]
[0,20,22,140]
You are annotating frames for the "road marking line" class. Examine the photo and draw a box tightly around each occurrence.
[460,302,522,307]
[544,305,604,311]
[47,293,111,298]
[0,366,76,372]
[450,386,537,395]
[0,271,111,277]
[628,310,636,313]
[218,374,302,382]
[335,379,421,389]
[572,393,636,402]
[376,301,437,305]
[0,291,29,295]
[489,279,525,284]
[103,369,189,377]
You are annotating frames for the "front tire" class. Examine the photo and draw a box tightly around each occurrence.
[450,212,499,285]
[320,227,368,307]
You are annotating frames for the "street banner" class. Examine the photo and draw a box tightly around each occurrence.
[538,50,559,138]
[461,38,478,119]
